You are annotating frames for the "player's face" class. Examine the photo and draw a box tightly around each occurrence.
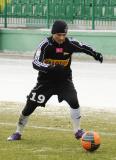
[53,33,66,44]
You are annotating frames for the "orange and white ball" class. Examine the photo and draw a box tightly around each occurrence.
[81,131,101,152]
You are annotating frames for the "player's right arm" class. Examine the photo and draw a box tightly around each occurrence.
[32,38,50,73]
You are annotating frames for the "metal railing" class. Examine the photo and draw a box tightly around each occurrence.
[0,0,116,29]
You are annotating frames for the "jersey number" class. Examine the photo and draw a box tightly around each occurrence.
[30,92,45,103]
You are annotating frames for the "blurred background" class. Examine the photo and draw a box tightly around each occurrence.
[0,0,116,116]
[0,0,116,29]
[0,0,116,57]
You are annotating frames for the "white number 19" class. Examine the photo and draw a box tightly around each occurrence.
[30,92,45,104]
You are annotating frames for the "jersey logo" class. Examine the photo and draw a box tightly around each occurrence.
[56,48,63,53]
[44,58,70,66]
[64,52,70,55]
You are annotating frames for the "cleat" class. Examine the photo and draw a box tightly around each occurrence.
[75,129,85,139]
[7,132,21,141]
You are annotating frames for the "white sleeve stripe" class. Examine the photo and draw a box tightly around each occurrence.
[33,59,49,68]
[35,38,49,63]
[41,43,49,62]
[70,40,82,50]
[33,61,46,68]
[38,38,49,49]
[70,41,94,55]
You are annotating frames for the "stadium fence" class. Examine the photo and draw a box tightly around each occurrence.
[0,0,116,29]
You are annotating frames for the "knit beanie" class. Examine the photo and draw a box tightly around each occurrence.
[51,20,68,34]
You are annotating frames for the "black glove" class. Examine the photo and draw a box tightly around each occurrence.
[93,52,103,63]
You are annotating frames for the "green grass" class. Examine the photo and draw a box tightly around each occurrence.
[0,102,116,160]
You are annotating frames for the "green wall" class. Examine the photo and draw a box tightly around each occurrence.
[0,29,116,57]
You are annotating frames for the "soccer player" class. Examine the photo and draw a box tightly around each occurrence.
[7,20,103,141]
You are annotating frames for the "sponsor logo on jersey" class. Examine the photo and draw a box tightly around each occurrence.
[44,58,69,66]
[56,48,63,53]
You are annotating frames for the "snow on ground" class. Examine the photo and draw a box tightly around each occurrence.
[0,57,116,112]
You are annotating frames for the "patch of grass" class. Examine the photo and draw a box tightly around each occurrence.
[0,102,116,160]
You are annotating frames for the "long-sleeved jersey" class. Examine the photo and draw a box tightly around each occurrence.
[32,36,97,82]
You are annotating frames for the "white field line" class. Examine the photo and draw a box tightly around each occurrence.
[0,122,116,136]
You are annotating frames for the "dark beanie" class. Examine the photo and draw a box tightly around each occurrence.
[51,20,68,34]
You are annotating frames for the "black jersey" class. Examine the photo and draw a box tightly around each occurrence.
[32,36,96,82]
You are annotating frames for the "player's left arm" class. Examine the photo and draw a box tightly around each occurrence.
[80,43,103,63]
[70,40,103,63]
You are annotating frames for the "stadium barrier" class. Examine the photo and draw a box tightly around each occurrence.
[0,29,116,58]
[0,0,116,29]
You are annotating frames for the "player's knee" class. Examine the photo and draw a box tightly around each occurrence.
[69,100,80,109]
[67,97,80,109]
[22,101,38,116]
[70,104,80,109]
[22,110,31,116]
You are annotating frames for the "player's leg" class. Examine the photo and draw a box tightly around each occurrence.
[7,100,38,141]
[58,80,84,139]
[7,82,53,141]
[14,100,38,137]
[67,95,85,139]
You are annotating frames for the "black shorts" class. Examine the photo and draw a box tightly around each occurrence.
[22,79,80,116]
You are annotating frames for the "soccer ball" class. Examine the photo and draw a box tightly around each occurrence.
[81,131,101,152]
